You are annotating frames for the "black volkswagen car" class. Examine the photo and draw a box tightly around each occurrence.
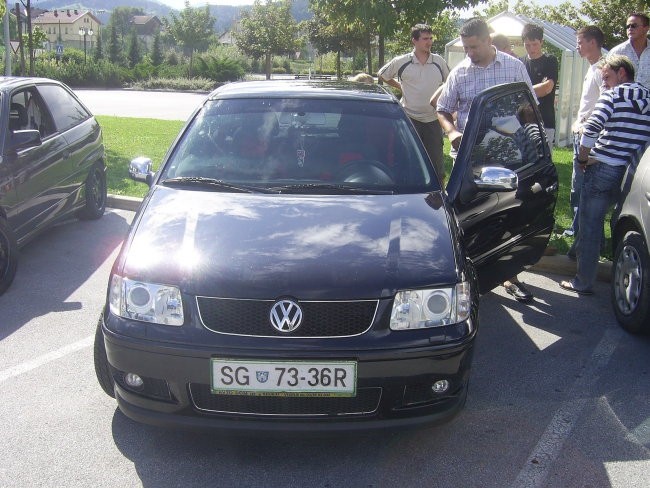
[95,80,557,432]
[0,77,106,295]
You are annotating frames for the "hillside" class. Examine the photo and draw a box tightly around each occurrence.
[33,0,311,34]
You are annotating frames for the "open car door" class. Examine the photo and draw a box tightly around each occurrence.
[447,82,559,293]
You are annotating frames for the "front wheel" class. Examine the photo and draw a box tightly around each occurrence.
[611,231,650,334]
[94,314,115,397]
[0,218,18,296]
[78,165,107,220]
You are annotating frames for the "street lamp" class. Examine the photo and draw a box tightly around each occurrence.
[78,26,94,64]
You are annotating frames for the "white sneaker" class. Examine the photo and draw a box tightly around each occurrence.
[562,229,574,237]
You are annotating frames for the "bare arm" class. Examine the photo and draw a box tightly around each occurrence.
[437,111,462,150]
[429,84,445,107]
[380,76,401,91]
[533,77,555,98]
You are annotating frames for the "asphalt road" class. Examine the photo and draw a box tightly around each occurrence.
[1,209,649,487]
[75,88,208,121]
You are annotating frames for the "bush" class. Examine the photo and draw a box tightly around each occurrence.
[131,77,216,91]
[194,54,245,82]
[34,58,124,88]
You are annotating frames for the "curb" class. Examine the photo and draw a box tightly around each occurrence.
[106,194,612,283]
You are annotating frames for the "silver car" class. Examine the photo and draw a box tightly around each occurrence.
[611,150,650,334]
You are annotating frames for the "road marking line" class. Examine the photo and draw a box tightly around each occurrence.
[0,335,93,384]
[511,327,623,488]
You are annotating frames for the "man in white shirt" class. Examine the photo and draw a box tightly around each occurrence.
[565,26,605,259]
[378,24,449,181]
[609,12,650,87]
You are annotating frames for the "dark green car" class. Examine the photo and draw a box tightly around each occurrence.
[0,77,106,295]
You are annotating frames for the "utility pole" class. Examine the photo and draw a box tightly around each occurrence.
[15,2,24,75]
[4,0,11,75]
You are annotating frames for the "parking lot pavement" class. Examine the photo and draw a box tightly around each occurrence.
[1,208,648,487]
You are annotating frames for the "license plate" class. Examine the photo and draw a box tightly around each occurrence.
[211,359,357,397]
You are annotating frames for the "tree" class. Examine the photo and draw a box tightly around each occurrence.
[151,33,164,66]
[163,1,216,77]
[507,0,647,49]
[107,24,123,65]
[108,7,146,41]
[310,0,479,77]
[306,9,365,78]
[128,29,141,68]
[94,32,104,61]
[234,0,301,80]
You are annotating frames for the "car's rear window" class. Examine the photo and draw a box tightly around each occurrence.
[162,98,440,194]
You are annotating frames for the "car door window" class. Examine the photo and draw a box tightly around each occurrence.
[10,89,55,138]
[36,84,90,133]
[469,91,544,173]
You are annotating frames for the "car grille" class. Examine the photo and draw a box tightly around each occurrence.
[189,383,382,417]
[196,297,379,337]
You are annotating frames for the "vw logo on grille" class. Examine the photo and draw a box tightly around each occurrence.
[269,299,303,333]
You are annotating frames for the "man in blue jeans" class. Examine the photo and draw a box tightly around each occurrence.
[560,54,650,294]
[565,26,604,258]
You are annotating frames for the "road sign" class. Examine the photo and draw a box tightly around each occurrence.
[56,44,63,55]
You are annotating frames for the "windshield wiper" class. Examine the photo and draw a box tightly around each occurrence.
[270,183,394,195]
[161,177,278,193]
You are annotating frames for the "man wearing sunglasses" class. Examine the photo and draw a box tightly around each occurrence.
[609,12,650,87]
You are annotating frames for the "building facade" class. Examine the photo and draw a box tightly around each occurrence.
[33,9,102,51]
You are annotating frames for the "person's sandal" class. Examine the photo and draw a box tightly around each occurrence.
[559,280,593,295]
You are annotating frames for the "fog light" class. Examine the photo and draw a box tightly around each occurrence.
[431,380,449,394]
[124,373,144,389]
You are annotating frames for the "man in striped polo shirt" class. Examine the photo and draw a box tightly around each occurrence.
[560,54,650,295]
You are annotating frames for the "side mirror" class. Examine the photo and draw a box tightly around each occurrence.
[474,166,518,192]
[129,156,154,186]
[10,129,42,152]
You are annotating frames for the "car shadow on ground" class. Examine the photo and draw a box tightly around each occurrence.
[106,271,650,488]
[0,210,131,341]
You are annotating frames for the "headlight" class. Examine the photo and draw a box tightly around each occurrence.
[109,275,184,326]
[390,282,471,330]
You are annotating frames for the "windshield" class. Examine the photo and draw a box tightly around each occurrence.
[161,97,439,194]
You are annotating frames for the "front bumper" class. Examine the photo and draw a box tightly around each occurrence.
[102,315,475,433]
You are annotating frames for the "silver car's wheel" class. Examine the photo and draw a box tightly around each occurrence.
[611,231,650,334]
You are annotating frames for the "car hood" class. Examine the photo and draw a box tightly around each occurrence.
[120,186,459,299]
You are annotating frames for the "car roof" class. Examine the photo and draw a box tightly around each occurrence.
[0,76,64,92]
[208,80,397,103]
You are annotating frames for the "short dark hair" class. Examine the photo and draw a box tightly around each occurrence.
[577,25,604,49]
[460,18,491,40]
[522,23,544,42]
[603,54,636,80]
[411,24,432,40]
[628,12,650,26]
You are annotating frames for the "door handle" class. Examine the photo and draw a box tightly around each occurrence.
[545,183,558,193]
[62,150,71,160]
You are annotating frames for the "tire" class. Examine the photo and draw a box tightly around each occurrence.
[94,314,116,398]
[78,165,107,220]
[0,218,18,296]
[611,231,650,334]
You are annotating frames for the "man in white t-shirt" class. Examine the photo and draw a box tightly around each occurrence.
[378,24,449,181]
[565,26,605,258]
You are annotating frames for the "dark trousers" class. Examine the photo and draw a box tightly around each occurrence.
[410,118,445,182]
